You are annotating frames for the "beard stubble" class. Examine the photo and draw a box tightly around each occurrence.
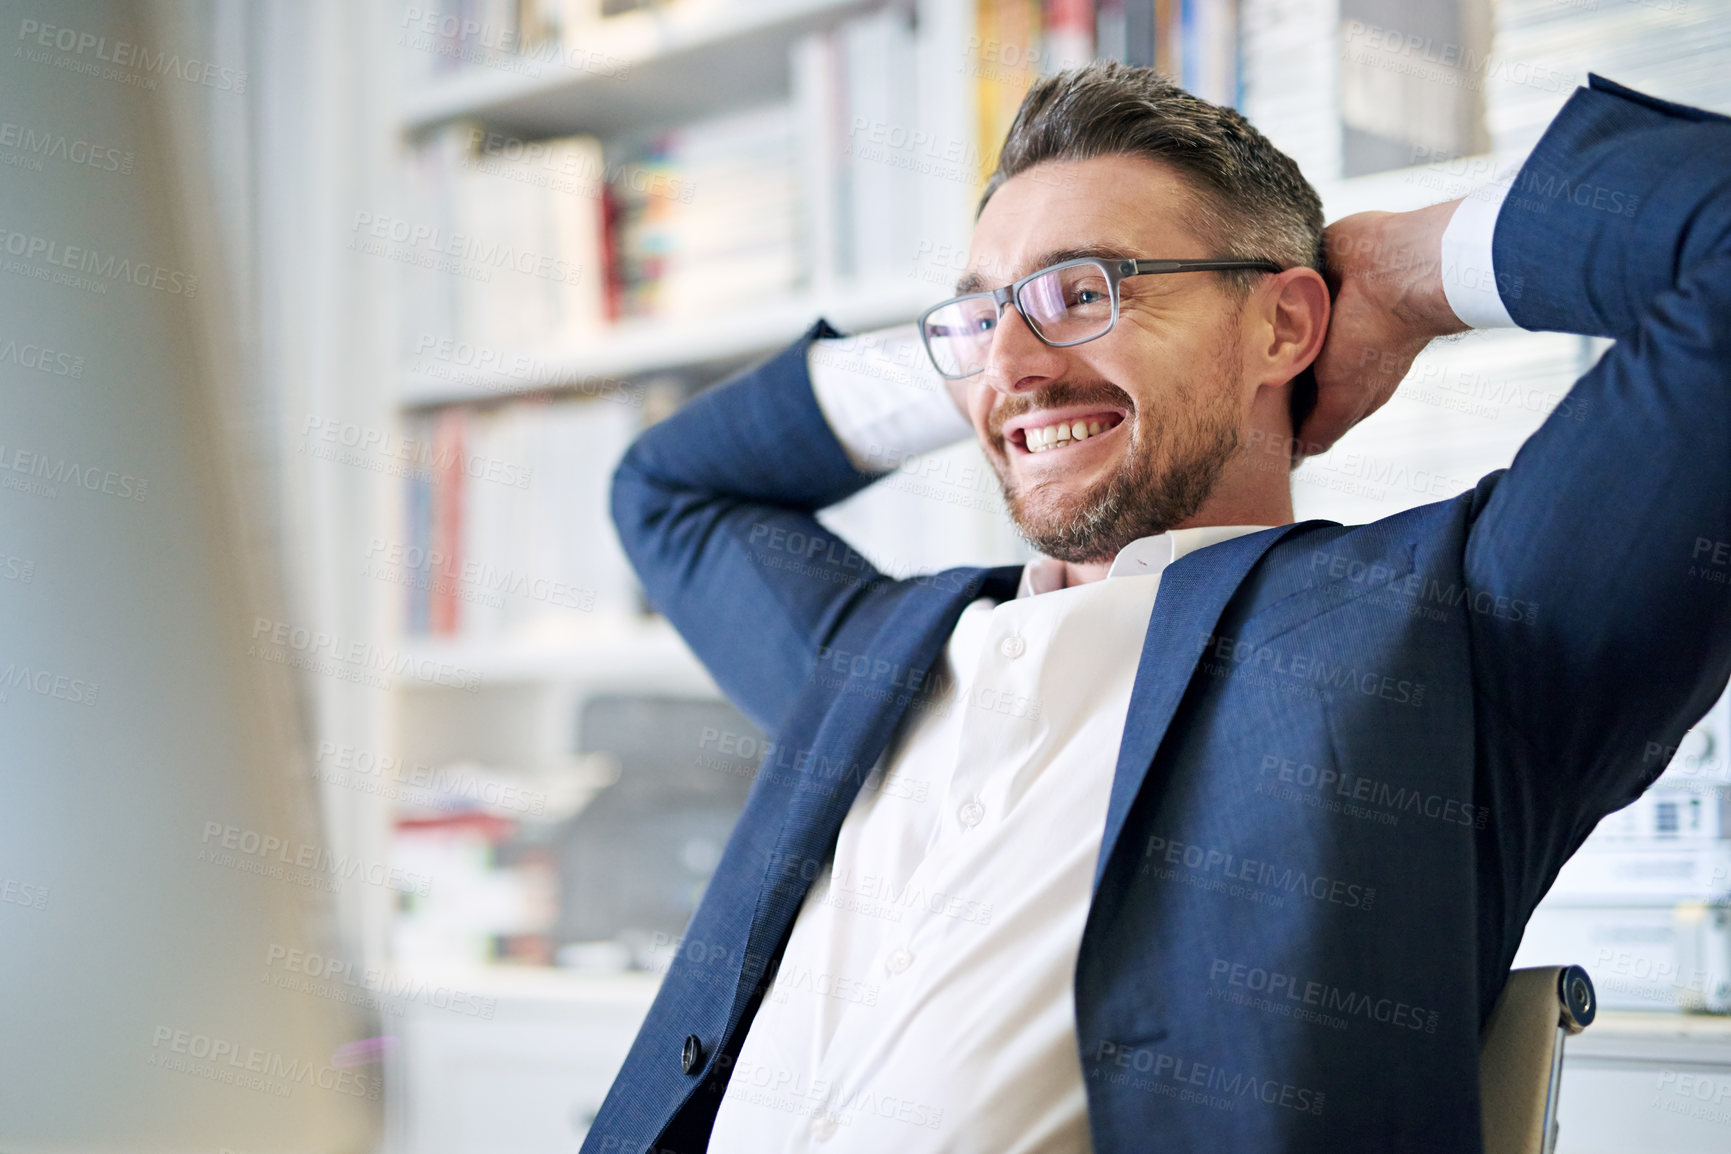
[985,343,1245,565]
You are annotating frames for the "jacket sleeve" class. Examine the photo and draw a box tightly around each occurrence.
[1463,75,1731,825]
[610,319,898,736]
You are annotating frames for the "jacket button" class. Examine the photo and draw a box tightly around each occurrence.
[681,1034,704,1074]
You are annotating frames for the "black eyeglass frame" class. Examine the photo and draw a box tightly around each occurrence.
[917,256,1286,380]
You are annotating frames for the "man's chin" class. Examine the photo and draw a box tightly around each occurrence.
[1006,487,1139,565]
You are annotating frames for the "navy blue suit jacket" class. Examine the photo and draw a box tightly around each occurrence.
[583,77,1731,1153]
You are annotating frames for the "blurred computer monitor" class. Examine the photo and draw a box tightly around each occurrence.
[0,1,377,1149]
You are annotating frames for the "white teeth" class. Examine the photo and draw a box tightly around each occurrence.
[1024,416,1115,452]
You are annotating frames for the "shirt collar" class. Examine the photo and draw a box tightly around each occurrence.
[1014,525,1273,599]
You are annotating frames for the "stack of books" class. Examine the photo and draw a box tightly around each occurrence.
[603,103,801,323]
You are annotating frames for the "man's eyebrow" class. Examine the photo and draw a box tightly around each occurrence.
[952,245,1134,295]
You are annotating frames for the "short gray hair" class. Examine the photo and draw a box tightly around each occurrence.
[980,62,1324,441]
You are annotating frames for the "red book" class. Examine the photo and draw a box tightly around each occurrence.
[429,408,466,636]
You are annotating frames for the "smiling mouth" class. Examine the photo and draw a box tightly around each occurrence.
[1011,411,1126,454]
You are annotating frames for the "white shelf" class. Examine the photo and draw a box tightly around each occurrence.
[402,0,881,136]
[400,278,936,407]
[398,615,717,690]
[392,961,662,1006]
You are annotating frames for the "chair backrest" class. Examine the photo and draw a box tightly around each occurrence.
[1478,965,1597,1154]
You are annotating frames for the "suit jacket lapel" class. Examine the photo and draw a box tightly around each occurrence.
[732,563,1023,1022]
[1093,525,1306,892]
[774,562,1023,862]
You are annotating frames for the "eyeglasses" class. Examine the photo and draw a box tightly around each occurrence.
[917,256,1284,379]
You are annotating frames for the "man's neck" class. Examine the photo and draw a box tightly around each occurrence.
[1056,557,1114,588]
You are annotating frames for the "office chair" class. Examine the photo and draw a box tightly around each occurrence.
[1479,965,1597,1154]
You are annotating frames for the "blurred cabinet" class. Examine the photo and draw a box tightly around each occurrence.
[387,971,658,1154]
[1555,1012,1731,1154]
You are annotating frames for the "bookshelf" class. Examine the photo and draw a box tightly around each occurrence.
[398,277,933,406]
[399,0,882,136]
[377,0,1034,1036]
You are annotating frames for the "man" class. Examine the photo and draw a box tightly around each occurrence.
[582,63,1731,1153]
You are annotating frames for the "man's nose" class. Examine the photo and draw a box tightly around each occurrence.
[981,303,1066,396]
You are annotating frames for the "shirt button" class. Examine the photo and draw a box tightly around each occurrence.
[958,800,985,827]
[811,1114,838,1141]
[885,947,913,975]
[998,635,1026,659]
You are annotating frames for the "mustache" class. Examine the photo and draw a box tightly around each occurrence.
[985,380,1136,442]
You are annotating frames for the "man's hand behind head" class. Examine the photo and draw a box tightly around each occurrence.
[1299,202,1469,459]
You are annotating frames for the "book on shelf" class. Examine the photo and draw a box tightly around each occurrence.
[970,1,1243,189]
[399,397,641,640]
[604,102,802,323]
[790,7,925,290]
[402,120,607,352]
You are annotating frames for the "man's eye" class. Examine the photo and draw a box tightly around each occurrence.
[973,315,997,333]
[1074,288,1104,305]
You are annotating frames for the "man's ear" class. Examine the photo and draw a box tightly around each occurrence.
[1256,267,1330,461]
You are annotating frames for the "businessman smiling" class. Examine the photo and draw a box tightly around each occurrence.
[585,62,1731,1154]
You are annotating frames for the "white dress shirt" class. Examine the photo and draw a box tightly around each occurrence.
[705,197,1512,1153]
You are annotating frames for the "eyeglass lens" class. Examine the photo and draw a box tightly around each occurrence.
[923,261,1114,377]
